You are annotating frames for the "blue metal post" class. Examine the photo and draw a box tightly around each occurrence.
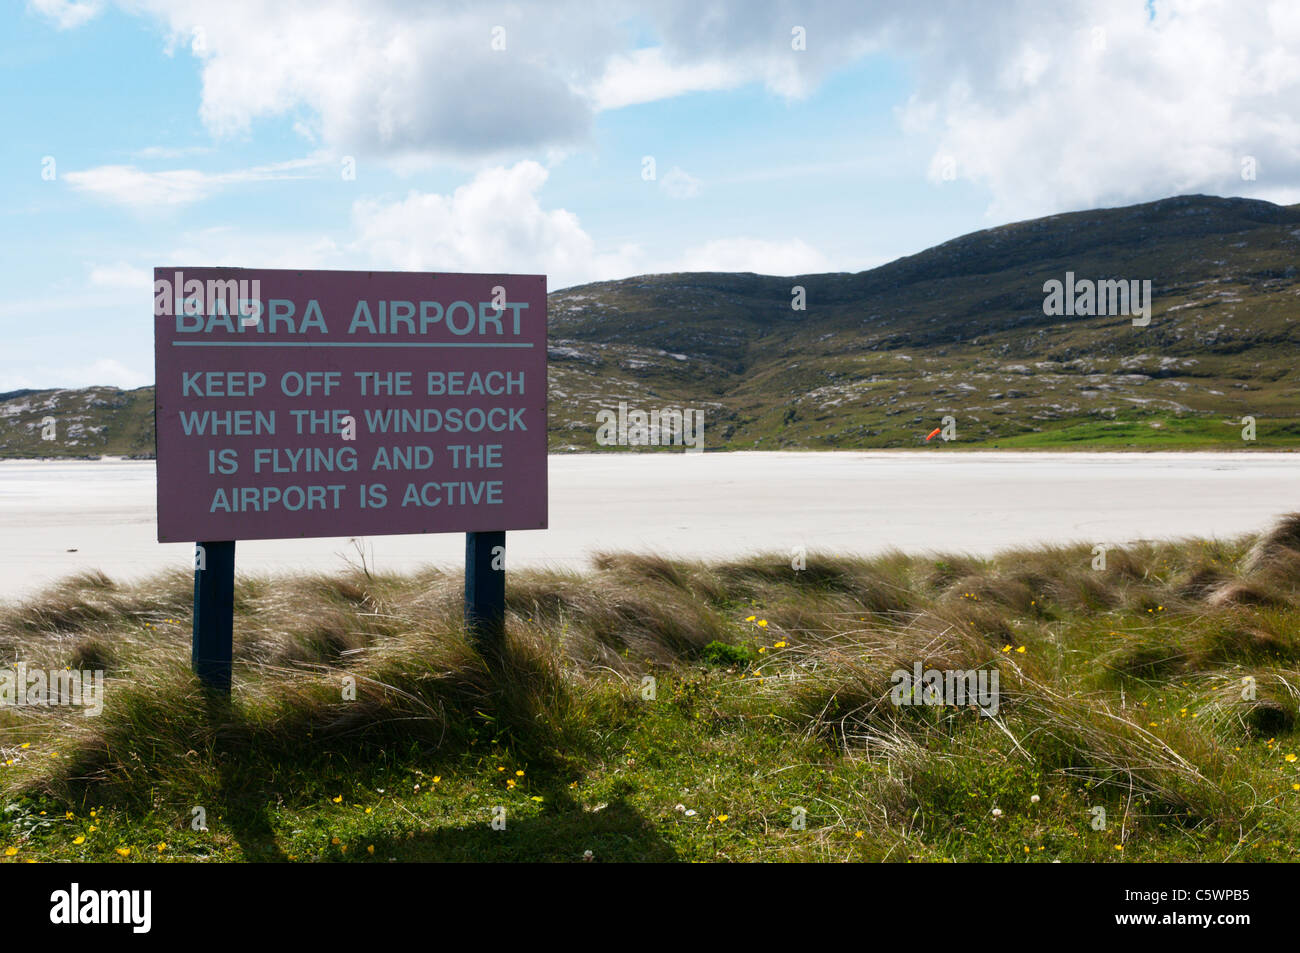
[465,531,506,657]
[193,540,235,691]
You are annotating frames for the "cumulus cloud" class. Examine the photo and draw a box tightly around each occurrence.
[898,0,1300,219]
[55,1,890,163]
[124,1,605,161]
[349,161,635,286]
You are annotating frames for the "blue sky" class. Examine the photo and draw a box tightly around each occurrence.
[3,0,1298,391]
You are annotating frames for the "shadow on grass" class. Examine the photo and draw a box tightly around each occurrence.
[339,793,679,863]
[202,689,289,863]
[190,679,675,862]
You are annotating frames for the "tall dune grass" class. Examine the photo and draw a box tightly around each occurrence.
[2,517,1300,860]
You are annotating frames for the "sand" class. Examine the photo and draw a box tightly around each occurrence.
[0,451,1294,602]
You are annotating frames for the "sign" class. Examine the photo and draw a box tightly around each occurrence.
[154,267,547,543]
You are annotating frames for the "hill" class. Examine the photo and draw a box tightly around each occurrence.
[0,386,155,458]
[4,193,1299,457]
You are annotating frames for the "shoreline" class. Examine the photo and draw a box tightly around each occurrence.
[0,444,1297,463]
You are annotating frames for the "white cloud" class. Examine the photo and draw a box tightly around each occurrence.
[899,0,1300,219]
[350,161,609,286]
[104,164,644,289]
[27,0,103,30]
[58,1,890,162]
[590,47,742,110]
[65,166,217,207]
[348,161,842,286]
[123,1,602,161]
[132,145,213,160]
[63,155,329,209]
[659,166,701,199]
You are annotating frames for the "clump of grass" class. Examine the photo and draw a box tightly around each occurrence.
[1243,512,1300,574]
[1197,669,1300,739]
[699,641,756,667]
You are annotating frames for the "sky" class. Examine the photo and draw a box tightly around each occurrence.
[3,0,1300,391]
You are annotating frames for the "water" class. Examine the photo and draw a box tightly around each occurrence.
[0,452,1295,602]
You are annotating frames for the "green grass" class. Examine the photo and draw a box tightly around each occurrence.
[985,415,1293,449]
[4,518,1300,862]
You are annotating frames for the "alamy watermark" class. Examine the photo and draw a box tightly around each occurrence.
[890,662,999,717]
[50,883,150,933]
[1,663,104,716]
[154,270,263,328]
[595,401,704,452]
[1042,271,1151,326]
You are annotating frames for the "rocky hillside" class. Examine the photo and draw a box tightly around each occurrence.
[0,387,155,458]
[546,194,1300,450]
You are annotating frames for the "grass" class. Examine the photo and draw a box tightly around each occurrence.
[986,415,1300,450]
[4,517,1300,862]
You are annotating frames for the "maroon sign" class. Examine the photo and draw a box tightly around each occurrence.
[154,267,547,542]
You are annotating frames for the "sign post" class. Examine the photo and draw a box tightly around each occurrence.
[192,540,235,691]
[464,530,506,659]
[154,268,548,692]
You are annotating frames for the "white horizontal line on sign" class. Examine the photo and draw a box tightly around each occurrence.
[170,342,536,348]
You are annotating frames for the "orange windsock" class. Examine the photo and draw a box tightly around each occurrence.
[925,427,941,442]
